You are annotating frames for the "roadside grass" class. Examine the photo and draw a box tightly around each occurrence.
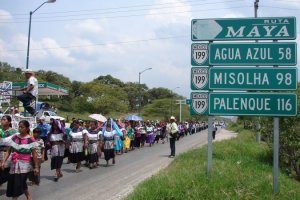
[126,126,300,200]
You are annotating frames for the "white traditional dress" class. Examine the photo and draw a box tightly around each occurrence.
[69,128,87,163]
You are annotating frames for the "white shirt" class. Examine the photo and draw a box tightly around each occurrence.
[27,76,38,97]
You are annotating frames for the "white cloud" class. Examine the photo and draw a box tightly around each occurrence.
[40,37,75,64]
[146,0,192,25]
[0,9,13,21]
[222,13,246,19]
[64,19,104,36]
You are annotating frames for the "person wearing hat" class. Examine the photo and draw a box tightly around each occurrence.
[167,116,178,158]
[17,69,38,116]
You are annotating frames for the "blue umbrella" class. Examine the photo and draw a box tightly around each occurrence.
[125,114,142,121]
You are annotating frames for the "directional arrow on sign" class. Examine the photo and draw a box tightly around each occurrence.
[191,17,296,41]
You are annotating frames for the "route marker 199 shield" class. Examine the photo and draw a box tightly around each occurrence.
[191,43,209,66]
[191,67,209,90]
[190,92,209,115]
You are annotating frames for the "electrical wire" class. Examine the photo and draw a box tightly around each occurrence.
[0,5,251,24]
[0,0,242,21]
[1,0,233,16]
[4,35,189,52]
[261,5,300,10]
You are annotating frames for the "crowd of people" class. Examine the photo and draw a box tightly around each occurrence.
[0,113,208,199]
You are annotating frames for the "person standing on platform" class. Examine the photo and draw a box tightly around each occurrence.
[17,69,38,116]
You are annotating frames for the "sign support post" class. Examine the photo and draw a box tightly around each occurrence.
[254,0,261,143]
[273,117,279,194]
[207,115,213,177]
[273,39,279,195]
[207,41,213,177]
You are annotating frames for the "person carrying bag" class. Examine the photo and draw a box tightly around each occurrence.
[168,116,178,158]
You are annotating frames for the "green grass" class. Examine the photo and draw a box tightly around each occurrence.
[126,126,300,200]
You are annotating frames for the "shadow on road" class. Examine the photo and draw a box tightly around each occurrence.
[40,175,56,181]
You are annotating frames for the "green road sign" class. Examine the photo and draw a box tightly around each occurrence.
[190,92,297,116]
[191,17,296,41]
[186,99,192,104]
[191,67,298,91]
[210,42,297,66]
[191,43,297,66]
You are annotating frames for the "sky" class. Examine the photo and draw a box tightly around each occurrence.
[0,0,300,97]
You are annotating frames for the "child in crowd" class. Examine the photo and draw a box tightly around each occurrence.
[29,128,45,185]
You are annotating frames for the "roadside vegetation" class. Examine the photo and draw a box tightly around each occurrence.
[126,124,300,200]
[0,61,199,121]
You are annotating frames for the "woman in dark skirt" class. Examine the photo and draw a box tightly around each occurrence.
[69,120,87,172]
[48,119,66,181]
[0,115,17,185]
[86,121,100,169]
[1,120,38,200]
[100,119,117,167]
[134,122,141,148]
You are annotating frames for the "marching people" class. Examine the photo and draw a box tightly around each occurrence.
[114,121,123,155]
[145,121,155,147]
[126,122,135,151]
[36,117,51,161]
[48,119,65,181]
[1,120,38,200]
[0,115,17,185]
[140,123,146,148]
[29,128,45,185]
[86,121,100,169]
[167,116,179,158]
[17,69,38,116]
[134,122,141,149]
[122,126,131,153]
[0,112,208,198]
[69,120,87,173]
[100,119,117,167]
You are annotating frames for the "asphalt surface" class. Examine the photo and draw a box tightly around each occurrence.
[0,128,237,200]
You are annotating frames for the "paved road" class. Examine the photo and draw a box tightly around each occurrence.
[0,129,236,200]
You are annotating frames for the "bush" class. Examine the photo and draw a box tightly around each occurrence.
[259,116,300,181]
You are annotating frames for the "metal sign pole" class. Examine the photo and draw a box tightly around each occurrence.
[207,116,213,177]
[207,40,213,177]
[273,117,279,194]
[254,0,261,143]
[273,39,279,194]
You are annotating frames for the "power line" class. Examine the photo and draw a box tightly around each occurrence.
[4,35,189,52]
[0,5,251,24]
[0,0,242,21]
[273,0,300,2]
[261,5,300,10]
[3,0,205,16]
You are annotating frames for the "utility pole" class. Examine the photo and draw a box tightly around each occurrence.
[170,87,180,116]
[254,0,261,143]
[138,68,152,117]
[176,100,185,122]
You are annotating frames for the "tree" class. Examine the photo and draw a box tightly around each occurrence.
[148,87,173,100]
[94,75,125,88]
